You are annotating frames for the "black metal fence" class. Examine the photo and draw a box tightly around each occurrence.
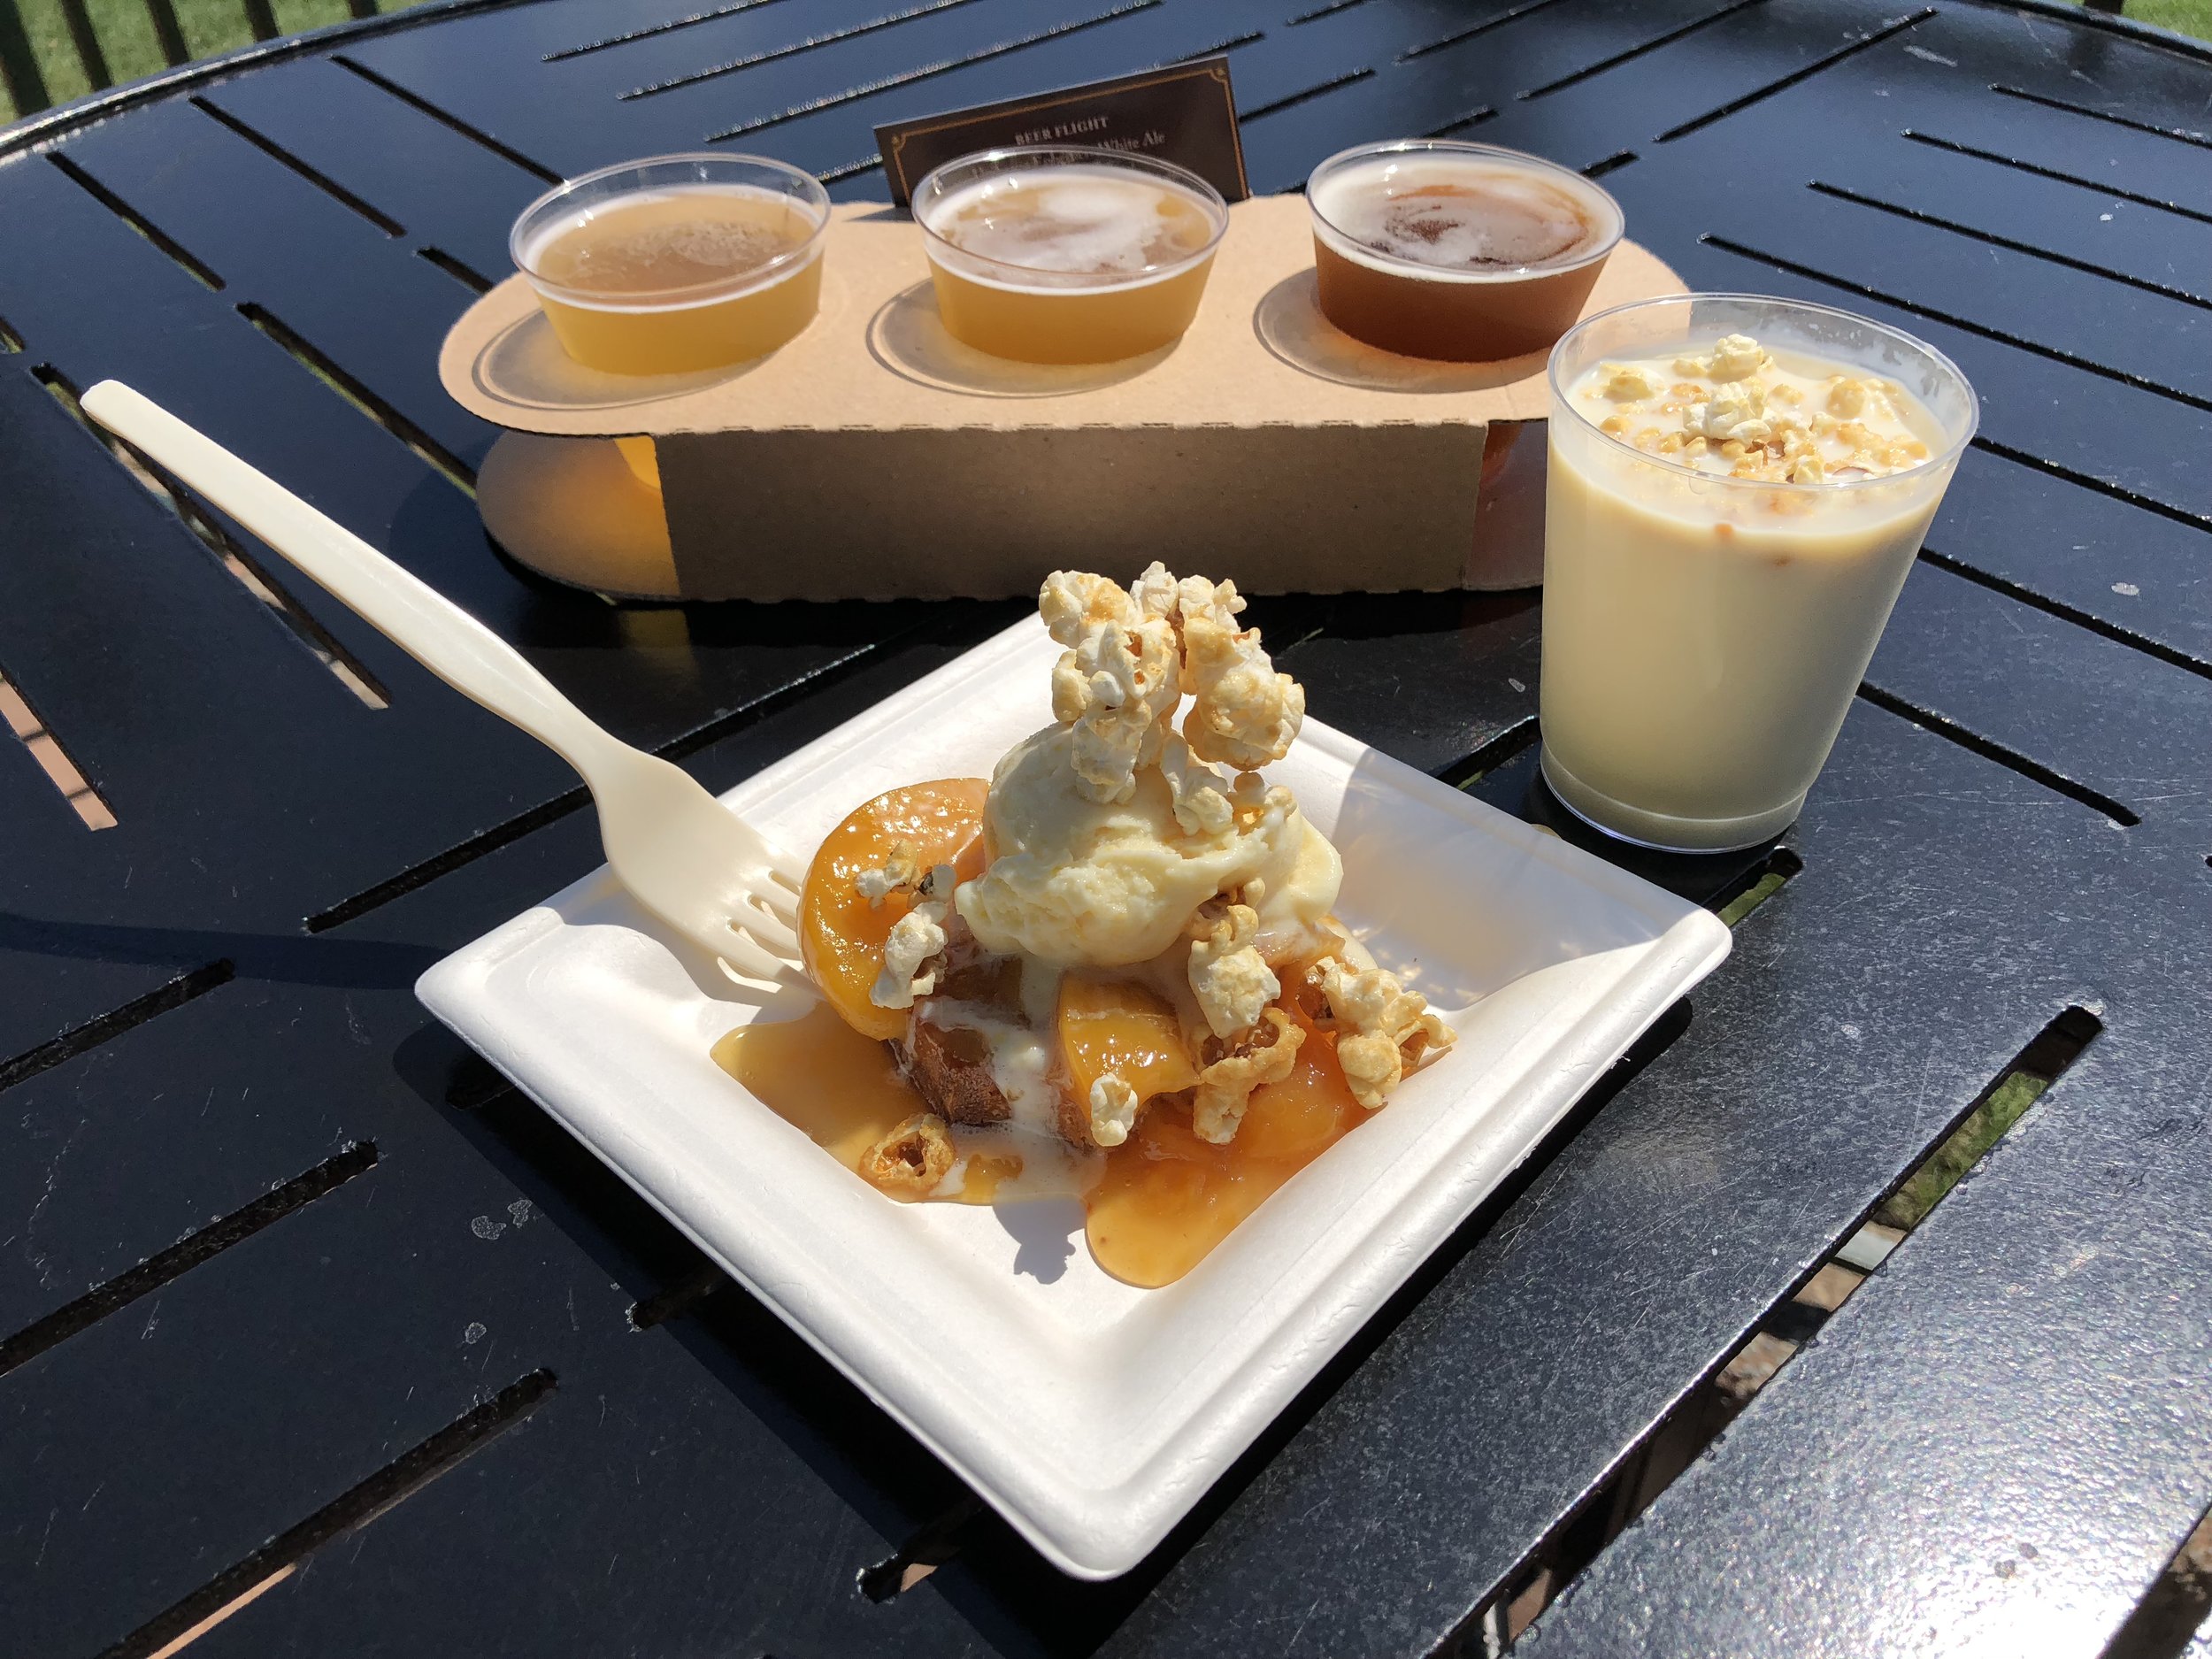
[0,0,375,117]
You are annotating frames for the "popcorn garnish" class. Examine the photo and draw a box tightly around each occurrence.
[1313,958,1456,1109]
[1601,364,1660,401]
[1041,569,1183,804]
[1192,1008,1304,1144]
[1590,334,1932,485]
[1089,1074,1141,1147]
[856,839,921,905]
[860,1114,956,1199]
[1675,332,1767,382]
[1041,562,1303,785]
[1187,902,1280,1040]
[1172,576,1304,772]
[870,863,955,1010]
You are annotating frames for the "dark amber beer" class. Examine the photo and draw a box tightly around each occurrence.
[1306,141,1623,362]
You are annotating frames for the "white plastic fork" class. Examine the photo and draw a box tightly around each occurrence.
[81,380,810,987]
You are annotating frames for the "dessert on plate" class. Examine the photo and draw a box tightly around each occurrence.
[716,565,1455,1285]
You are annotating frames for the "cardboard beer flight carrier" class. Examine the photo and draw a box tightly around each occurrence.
[440,194,1685,603]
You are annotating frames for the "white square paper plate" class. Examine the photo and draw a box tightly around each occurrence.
[419,616,1731,1578]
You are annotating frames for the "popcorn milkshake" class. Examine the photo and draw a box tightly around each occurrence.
[1540,296,1978,851]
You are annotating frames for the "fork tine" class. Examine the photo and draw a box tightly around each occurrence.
[736,898,802,956]
[754,881,801,929]
[719,926,801,982]
[767,849,807,887]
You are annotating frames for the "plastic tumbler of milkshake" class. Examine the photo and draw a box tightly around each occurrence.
[1539,294,1978,852]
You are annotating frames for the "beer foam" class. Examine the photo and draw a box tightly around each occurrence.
[1311,157,1618,283]
[522,184,820,310]
[923,166,1219,288]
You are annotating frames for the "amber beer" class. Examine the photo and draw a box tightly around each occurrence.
[511,154,830,375]
[913,147,1230,365]
[1306,141,1623,362]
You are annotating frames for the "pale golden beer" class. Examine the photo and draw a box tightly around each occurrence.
[512,154,830,375]
[913,148,1229,365]
[1306,141,1622,362]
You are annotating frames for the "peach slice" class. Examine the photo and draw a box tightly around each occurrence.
[800,779,989,1041]
[1056,977,1201,1133]
[1231,1033,1363,1161]
[1086,1035,1364,1287]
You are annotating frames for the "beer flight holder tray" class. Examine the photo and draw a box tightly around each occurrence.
[439,195,1683,603]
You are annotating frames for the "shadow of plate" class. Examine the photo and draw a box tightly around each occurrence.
[1253,270,1548,393]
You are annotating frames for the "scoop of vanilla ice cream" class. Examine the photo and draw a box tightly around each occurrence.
[956,726,1340,967]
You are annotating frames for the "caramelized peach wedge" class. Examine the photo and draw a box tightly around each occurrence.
[717,566,1455,1285]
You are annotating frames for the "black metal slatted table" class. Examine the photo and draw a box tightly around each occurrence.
[3,2,2210,1655]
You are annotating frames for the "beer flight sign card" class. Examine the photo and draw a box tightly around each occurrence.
[873,58,1251,210]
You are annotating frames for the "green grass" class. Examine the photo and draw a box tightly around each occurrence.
[2104,0,2212,38]
[6,0,2210,127]
[1,0,425,122]
[1876,1069,2049,1230]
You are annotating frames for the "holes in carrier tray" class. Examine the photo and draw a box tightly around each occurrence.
[0,659,116,829]
[628,1260,733,1331]
[33,365,390,710]
[1459,1004,2102,1654]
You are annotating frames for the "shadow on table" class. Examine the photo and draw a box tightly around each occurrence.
[385,971,1709,1658]
[0,910,440,990]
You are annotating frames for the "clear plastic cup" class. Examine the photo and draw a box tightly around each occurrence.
[1306,139,1623,362]
[511,153,830,375]
[1540,294,1978,852]
[912,146,1230,365]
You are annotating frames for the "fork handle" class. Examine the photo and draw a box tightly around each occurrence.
[81,381,624,777]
